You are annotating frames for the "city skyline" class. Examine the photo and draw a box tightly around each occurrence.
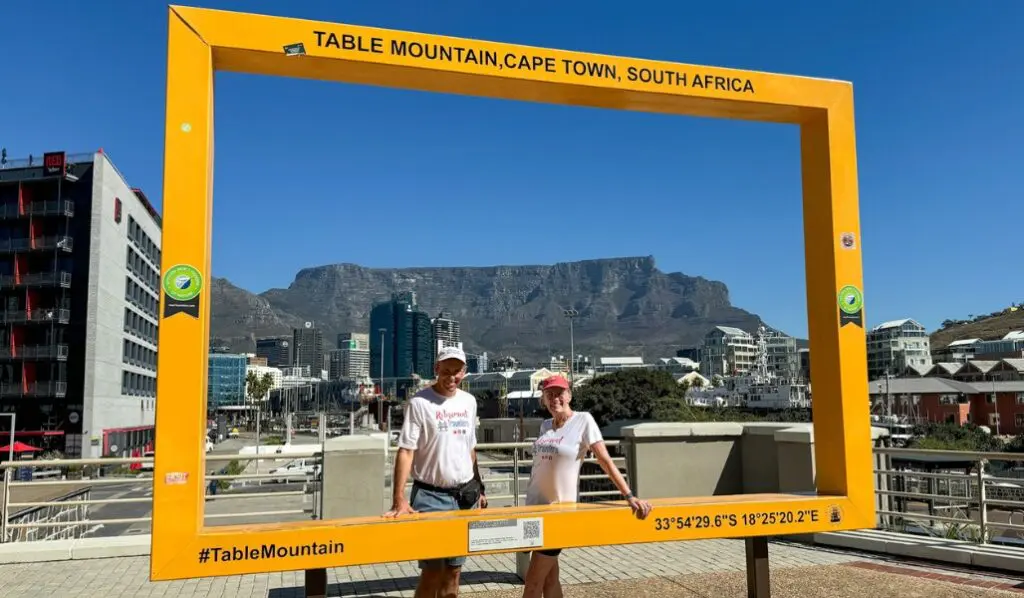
[206,257,1021,338]
[1,2,1020,340]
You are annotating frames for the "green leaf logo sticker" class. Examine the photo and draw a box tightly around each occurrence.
[837,285,863,315]
[163,264,203,301]
[163,265,204,318]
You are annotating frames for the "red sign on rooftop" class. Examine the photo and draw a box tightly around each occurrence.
[42,151,66,177]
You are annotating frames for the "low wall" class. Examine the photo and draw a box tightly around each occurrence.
[621,422,889,504]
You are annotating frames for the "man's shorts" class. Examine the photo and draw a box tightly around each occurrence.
[410,482,478,569]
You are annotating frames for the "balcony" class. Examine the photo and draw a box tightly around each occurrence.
[0,344,69,360]
[0,308,71,324]
[26,200,75,218]
[0,200,75,220]
[0,381,67,397]
[0,271,72,288]
[32,235,74,252]
[0,236,73,253]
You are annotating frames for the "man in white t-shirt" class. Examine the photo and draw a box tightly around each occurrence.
[384,345,486,598]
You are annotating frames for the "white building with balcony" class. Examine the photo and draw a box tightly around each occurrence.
[866,318,932,381]
[700,326,757,378]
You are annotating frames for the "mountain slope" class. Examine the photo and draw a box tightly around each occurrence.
[209,256,778,362]
[930,307,1024,349]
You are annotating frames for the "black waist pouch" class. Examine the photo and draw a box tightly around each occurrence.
[456,478,484,509]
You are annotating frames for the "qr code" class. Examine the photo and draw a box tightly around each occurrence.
[522,520,541,540]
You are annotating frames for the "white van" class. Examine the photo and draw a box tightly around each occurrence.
[268,458,320,483]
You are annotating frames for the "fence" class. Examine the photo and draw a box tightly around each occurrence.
[874,447,1024,545]
[0,440,627,543]
[7,444,1022,547]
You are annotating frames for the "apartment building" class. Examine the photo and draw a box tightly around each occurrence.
[0,150,161,458]
[764,331,801,380]
[700,326,757,378]
[866,318,932,381]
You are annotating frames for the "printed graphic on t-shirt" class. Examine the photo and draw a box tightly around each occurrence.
[396,387,478,488]
[534,435,566,462]
[524,411,604,506]
[435,407,472,436]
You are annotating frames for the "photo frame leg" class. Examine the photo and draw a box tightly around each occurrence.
[305,568,327,598]
[745,537,770,598]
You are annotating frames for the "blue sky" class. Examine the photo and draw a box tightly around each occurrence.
[1,1,1020,339]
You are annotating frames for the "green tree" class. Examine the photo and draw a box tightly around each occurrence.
[245,371,274,408]
[475,389,502,417]
[573,369,687,427]
[907,422,1003,452]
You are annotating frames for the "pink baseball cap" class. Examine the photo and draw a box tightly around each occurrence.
[540,374,570,390]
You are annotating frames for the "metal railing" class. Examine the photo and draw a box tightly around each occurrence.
[0,381,67,398]
[381,440,628,510]
[0,153,95,170]
[0,440,629,544]
[0,344,69,360]
[0,450,325,543]
[874,447,1024,545]
[0,237,71,252]
[0,271,72,288]
[0,201,75,221]
[3,443,1023,548]
[0,308,70,325]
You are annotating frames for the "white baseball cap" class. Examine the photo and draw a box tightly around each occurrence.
[436,346,466,364]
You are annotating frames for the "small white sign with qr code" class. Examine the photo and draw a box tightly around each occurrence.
[467,518,544,552]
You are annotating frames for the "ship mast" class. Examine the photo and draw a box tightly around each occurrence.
[754,326,771,384]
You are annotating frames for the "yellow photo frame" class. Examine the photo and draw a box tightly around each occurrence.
[152,5,874,581]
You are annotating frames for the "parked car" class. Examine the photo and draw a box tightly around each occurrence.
[267,458,320,483]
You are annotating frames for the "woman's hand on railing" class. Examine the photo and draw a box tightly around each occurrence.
[626,496,652,520]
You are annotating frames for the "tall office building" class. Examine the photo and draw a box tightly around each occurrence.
[370,292,435,380]
[338,332,369,351]
[208,353,247,408]
[466,351,488,374]
[0,150,161,458]
[333,332,370,379]
[432,311,462,352]
[255,336,291,367]
[292,323,324,377]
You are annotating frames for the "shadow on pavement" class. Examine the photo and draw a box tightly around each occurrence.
[266,570,522,598]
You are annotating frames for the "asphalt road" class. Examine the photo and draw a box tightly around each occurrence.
[85,437,262,537]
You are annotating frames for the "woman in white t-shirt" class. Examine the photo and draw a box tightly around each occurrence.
[521,374,652,598]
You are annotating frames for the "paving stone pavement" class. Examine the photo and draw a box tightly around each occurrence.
[0,539,867,598]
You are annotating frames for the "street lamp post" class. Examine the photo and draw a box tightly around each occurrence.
[563,309,579,383]
[1,413,16,543]
[378,328,386,430]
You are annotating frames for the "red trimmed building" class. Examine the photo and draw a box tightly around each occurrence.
[0,150,160,458]
[870,358,1024,434]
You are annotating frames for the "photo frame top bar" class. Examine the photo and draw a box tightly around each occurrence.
[171,5,849,123]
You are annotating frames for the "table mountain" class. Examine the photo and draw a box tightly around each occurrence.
[209,255,776,363]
